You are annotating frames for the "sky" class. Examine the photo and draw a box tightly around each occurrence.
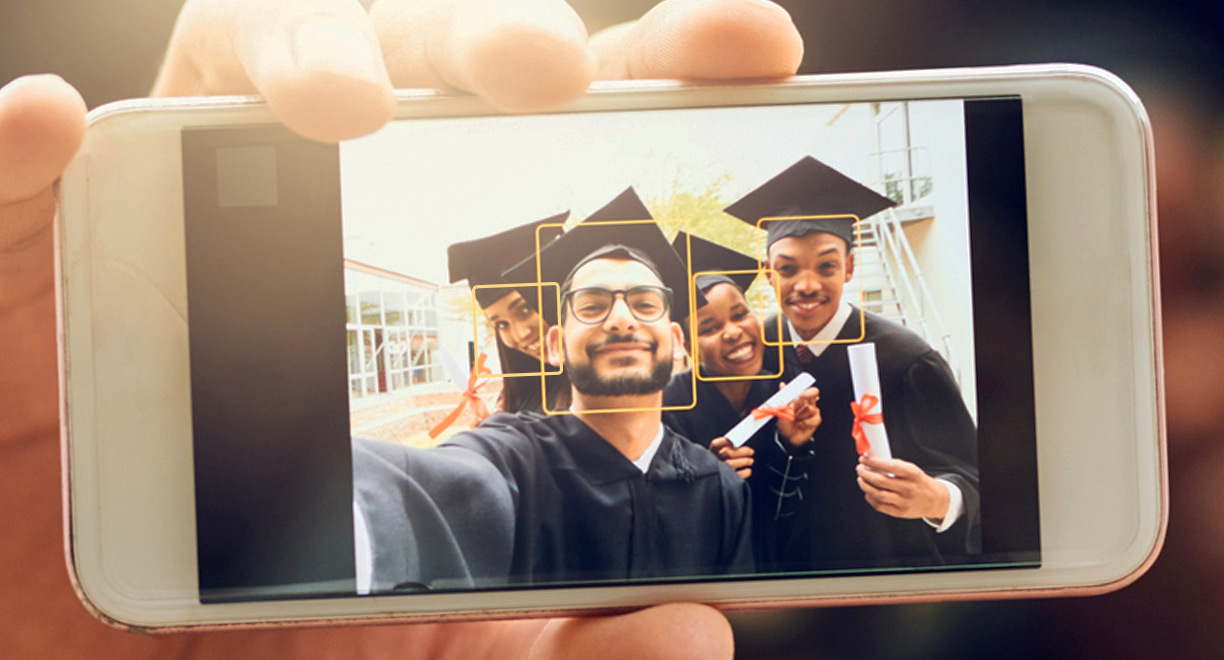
[338,99,964,284]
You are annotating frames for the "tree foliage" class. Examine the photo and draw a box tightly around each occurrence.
[645,176,779,319]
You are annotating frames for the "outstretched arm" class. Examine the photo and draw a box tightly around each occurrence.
[1,1,802,656]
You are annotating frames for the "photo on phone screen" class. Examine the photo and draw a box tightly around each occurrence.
[181,96,1040,603]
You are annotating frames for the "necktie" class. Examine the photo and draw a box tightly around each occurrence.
[795,343,815,366]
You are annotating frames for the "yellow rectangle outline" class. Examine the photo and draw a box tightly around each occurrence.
[756,214,868,346]
[470,282,563,378]
[689,267,786,383]
[538,217,698,416]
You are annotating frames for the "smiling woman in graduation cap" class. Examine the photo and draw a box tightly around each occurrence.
[662,232,821,567]
[662,232,821,455]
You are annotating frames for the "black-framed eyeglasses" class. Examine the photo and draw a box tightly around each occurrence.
[562,285,673,325]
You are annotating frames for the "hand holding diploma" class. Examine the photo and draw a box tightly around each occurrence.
[856,454,952,522]
[709,437,754,480]
[776,385,822,448]
[429,349,492,439]
[847,343,950,521]
[724,373,816,447]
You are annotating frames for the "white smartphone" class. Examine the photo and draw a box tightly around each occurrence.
[56,64,1164,632]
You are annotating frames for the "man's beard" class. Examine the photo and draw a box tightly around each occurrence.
[567,334,673,397]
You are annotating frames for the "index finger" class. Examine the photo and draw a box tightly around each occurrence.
[369,0,594,112]
[793,386,820,410]
[154,0,395,143]
[860,453,921,478]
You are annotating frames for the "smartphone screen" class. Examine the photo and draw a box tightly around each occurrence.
[181,96,1039,602]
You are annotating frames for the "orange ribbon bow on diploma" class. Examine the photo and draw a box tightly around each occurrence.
[851,394,883,455]
[752,404,796,423]
[428,353,492,439]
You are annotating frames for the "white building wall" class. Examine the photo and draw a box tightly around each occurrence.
[901,102,978,419]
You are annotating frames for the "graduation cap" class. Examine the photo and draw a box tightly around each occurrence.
[504,187,694,322]
[670,232,761,306]
[447,211,569,309]
[724,155,896,249]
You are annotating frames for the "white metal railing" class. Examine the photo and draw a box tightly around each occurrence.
[859,209,961,385]
[871,146,934,207]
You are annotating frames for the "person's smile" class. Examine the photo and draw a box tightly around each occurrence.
[786,292,831,319]
[722,341,757,365]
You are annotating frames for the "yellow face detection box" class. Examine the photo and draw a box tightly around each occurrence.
[756,214,868,346]
[688,267,786,383]
[470,282,563,378]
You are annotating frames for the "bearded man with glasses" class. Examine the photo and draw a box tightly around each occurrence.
[560,278,675,397]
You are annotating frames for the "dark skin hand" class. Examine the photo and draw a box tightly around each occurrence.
[709,384,820,479]
[856,453,951,521]
[0,0,803,657]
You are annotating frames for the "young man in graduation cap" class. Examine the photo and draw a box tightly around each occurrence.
[446,212,572,414]
[725,155,980,571]
[436,188,753,585]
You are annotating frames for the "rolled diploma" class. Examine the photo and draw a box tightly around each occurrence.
[724,372,816,447]
[847,342,893,460]
[438,347,470,391]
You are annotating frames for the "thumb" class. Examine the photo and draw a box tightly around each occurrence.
[0,74,84,443]
[0,75,86,210]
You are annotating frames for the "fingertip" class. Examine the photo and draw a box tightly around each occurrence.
[245,14,396,143]
[0,74,87,203]
[622,0,804,81]
[261,70,395,143]
[459,24,595,113]
[532,603,732,660]
[634,603,735,660]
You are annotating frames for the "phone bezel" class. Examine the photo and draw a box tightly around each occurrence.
[57,64,1164,631]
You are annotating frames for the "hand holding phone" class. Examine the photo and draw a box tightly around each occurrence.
[59,63,1163,629]
[152,0,802,140]
[1,0,803,654]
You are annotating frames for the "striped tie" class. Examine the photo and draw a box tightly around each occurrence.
[795,343,815,366]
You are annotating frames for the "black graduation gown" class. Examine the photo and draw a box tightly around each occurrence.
[352,437,515,593]
[662,371,797,567]
[761,308,981,570]
[442,412,754,584]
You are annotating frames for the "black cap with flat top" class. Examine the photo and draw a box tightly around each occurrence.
[504,187,694,323]
[724,155,897,249]
[670,232,761,306]
[447,211,569,309]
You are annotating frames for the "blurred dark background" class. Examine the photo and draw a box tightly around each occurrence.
[5,1,1221,657]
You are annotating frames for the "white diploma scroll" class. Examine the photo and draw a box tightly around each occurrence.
[847,342,893,459]
[438,347,470,391]
[724,372,816,447]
